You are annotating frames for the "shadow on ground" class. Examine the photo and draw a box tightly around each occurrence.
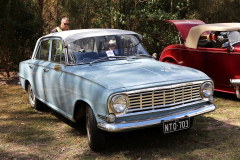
[47,103,239,159]
[0,71,19,86]
[1,87,239,159]
[214,91,239,102]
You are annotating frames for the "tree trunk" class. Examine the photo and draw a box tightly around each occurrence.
[132,0,138,31]
[38,0,44,15]
[0,51,10,78]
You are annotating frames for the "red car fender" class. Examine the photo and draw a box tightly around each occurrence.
[160,44,186,65]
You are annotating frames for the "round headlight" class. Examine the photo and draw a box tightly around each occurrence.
[201,82,214,98]
[111,95,128,113]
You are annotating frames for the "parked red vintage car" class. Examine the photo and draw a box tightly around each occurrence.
[160,20,240,98]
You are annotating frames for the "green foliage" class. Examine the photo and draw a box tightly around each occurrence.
[57,0,240,55]
[59,0,182,54]
[186,0,240,23]
[0,0,43,76]
[1,0,240,74]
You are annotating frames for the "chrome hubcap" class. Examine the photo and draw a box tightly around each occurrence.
[29,86,35,106]
[86,110,91,143]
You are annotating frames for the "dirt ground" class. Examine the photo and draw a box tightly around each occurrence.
[1,69,240,159]
[0,69,19,86]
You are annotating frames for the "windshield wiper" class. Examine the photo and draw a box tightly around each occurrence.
[131,54,152,58]
[89,56,128,66]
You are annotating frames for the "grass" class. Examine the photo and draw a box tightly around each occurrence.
[0,84,240,159]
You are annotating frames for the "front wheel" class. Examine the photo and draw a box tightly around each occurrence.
[86,106,105,151]
[27,84,45,111]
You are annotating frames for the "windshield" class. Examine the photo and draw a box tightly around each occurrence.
[228,31,240,45]
[66,34,149,64]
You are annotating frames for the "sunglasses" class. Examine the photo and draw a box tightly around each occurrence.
[109,45,115,47]
[64,23,70,25]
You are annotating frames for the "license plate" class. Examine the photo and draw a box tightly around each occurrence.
[163,117,190,134]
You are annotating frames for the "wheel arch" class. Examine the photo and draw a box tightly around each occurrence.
[24,80,30,91]
[24,80,39,101]
[73,100,90,122]
[162,57,179,64]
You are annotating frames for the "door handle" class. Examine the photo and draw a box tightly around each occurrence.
[43,68,49,72]
[29,65,34,69]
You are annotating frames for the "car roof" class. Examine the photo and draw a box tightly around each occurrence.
[185,23,240,49]
[41,29,142,47]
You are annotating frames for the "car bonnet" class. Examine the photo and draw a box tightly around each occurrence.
[165,20,206,42]
[64,59,210,90]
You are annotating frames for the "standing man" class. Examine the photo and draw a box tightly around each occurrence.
[51,17,70,33]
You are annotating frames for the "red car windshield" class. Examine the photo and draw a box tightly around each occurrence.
[229,31,240,45]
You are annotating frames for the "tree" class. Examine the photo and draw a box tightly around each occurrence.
[2,0,240,76]
[0,0,43,77]
[59,0,181,54]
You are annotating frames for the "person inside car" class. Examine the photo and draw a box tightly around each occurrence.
[210,31,223,48]
[106,40,119,56]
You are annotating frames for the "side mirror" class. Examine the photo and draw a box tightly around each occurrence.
[152,53,157,60]
[54,64,62,72]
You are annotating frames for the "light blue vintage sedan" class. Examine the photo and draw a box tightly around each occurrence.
[18,29,216,151]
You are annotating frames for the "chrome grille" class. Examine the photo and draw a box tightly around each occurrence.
[127,83,201,113]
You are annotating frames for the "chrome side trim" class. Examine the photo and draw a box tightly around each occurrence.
[98,103,216,132]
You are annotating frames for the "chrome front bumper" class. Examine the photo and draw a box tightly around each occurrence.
[97,103,216,132]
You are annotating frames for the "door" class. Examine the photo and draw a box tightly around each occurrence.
[188,47,229,87]
[32,39,51,101]
[42,38,67,112]
[229,47,240,80]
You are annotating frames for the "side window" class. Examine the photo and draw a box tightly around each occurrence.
[197,31,213,48]
[51,39,65,63]
[35,39,50,61]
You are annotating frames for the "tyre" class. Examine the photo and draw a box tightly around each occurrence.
[27,84,45,111]
[86,105,105,151]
